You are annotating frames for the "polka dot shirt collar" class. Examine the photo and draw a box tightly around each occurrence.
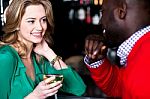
[117,25,150,66]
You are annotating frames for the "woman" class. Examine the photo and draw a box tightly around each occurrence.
[0,0,86,98]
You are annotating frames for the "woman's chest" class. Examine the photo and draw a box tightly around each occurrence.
[9,61,43,98]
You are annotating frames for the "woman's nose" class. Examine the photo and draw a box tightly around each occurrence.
[36,22,42,31]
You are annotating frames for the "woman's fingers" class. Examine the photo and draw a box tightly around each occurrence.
[32,80,62,98]
[45,82,62,97]
[42,81,62,97]
[45,81,62,90]
[44,76,56,84]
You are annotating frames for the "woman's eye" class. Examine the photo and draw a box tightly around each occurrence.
[27,20,35,24]
[42,18,47,23]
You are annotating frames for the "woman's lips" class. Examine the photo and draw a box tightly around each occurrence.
[30,32,42,37]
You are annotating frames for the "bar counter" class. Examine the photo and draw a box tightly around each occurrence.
[58,95,109,99]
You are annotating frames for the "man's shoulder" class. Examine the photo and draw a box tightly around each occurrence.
[137,32,150,45]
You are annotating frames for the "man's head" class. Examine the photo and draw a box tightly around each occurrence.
[101,0,150,48]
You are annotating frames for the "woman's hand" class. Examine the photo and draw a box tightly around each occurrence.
[25,76,62,99]
[33,40,50,55]
[34,40,57,58]
[34,39,67,70]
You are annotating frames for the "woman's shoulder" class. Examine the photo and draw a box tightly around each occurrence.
[0,45,18,72]
[0,45,18,59]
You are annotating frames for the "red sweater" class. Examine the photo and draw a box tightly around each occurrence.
[87,32,150,99]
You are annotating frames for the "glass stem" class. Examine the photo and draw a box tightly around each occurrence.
[55,94,58,99]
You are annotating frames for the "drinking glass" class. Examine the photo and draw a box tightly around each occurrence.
[43,74,64,99]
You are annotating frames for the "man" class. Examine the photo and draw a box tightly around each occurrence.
[84,0,150,98]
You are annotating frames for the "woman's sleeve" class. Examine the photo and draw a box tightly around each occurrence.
[59,66,86,96]
[0,51,16,98]
[44,61,86,96]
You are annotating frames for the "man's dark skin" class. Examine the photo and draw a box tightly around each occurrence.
[84,0,150,98]
[85,0,150,61]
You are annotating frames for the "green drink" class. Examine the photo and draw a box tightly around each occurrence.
[43,74,63,84]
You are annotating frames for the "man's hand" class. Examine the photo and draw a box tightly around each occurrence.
[85,34,107,61]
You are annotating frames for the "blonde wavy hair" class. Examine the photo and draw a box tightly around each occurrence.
[1,0,54,58]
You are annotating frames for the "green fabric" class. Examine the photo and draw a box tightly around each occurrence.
[0,45,86,99]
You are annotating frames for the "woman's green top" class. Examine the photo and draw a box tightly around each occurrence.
[0,45,86,99]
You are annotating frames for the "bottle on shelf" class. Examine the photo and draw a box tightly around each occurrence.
[77,7,86,21]
[68,8,75,21]
[92,14,100,25]
[94,0,98,5]
[99,0,103,5]
[86,6,91,24]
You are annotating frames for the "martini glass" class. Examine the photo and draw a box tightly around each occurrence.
[43,74,63,99]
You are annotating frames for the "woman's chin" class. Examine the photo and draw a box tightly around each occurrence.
[32,39,42,43]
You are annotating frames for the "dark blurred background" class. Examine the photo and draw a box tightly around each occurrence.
[51,0,103,59]
[0,0,106,98]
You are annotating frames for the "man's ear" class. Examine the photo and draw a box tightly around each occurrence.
[115,4,127,19]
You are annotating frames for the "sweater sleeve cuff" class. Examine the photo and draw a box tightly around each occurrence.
[84,55,104,68]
